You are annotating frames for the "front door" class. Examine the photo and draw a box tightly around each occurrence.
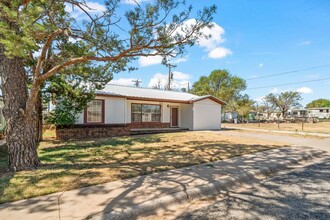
[171,107,178,127]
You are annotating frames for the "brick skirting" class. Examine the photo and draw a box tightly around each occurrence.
[130,122,171,129]
[56,122,171,140]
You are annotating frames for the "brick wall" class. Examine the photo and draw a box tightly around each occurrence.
[56,124,130,140]
[56,122,171,140]
[130,122,171,129]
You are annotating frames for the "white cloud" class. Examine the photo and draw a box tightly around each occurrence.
[198,22,225,50]
[173,19,232,59]
[122,0,151,5]
[65,1,106,18]
[258,63,264,68]
[208,47,232,59]
[148,71,191,89]
[297,40,311,46]
[139,55,163,67]
[110,78,141,86]
[172,71,190,80]
[254,96,265,103]
[170,56,188,64]
[148,73,168,88]
[270,88,279,93]
[296,87,313,94]
[198,22,232,59]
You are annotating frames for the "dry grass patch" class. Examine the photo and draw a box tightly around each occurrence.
[0,131,289,204]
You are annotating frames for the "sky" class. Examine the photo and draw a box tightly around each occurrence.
[70,0,330,106]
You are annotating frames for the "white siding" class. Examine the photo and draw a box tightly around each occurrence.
[180,104,193,130]
[75,112,84,124]
[308,109,330,119]
[75,96,126,124]
[104,96,126,123]
[193,99,221,130]
[75,96,222,129]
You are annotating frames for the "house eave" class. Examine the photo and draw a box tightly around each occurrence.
[189,95,227,106]
[95,93,191,104]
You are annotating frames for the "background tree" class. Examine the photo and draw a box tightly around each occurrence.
[261,98,277,119]
[231,94,255,121]
[0,0,216,171]
[191,69,251,118]
[306,98,330,108]
[191,69,247,104]
[265,91,302,118]
[252,102,267,120]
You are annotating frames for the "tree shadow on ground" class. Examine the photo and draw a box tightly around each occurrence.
[0,133,314,219]
[0,135,290,204]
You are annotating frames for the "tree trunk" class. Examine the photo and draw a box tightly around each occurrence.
[35,91,43,142]
[0,46,40,171]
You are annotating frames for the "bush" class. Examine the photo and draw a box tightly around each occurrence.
[45,98,82,126]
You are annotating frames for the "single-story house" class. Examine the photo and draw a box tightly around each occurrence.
[287,109,307,118]
[222,111,238,122]
[56,84,226,139]
[307,107,330,119]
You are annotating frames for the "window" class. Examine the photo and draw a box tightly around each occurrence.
[320,109,324,113]
[85,100,104,123]
[131,104,161,122]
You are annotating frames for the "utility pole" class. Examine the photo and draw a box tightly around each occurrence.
[187,82,190,92]
[132,79,142,88]
[167,63,176,90]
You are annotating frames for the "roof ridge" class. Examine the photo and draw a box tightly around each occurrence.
[106,83,193,95]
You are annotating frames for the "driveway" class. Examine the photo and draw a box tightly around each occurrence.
[217,130,330,153]
[145,158,330,220]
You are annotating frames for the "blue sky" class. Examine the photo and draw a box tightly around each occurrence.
[74,0,330,106]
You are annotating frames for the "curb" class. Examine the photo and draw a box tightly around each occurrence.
[90,149,326,220]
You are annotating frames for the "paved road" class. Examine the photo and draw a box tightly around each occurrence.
[168,158,330,220]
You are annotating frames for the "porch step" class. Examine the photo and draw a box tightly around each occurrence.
[130,127,189,135]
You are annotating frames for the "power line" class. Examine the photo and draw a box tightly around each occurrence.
[247,77,330,90]
[246,64,330,80]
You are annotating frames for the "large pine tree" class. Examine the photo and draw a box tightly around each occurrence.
[0,0,216,171]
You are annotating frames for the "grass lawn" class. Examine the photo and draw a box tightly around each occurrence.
[223,122,330,134]
[0,131,287,204]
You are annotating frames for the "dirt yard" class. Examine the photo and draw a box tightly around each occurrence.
[223,122,330,134]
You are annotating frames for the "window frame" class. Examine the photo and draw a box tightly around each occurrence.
[84,99,105,124]
[131,103,161,123]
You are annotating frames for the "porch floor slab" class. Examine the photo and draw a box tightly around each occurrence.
[130,127,189,135]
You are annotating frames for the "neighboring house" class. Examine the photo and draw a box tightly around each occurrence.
[287,109,307,118]
[222,111,238,122]
[307,107,330,119]
[257,111,283,121]
[57,85,226,139]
